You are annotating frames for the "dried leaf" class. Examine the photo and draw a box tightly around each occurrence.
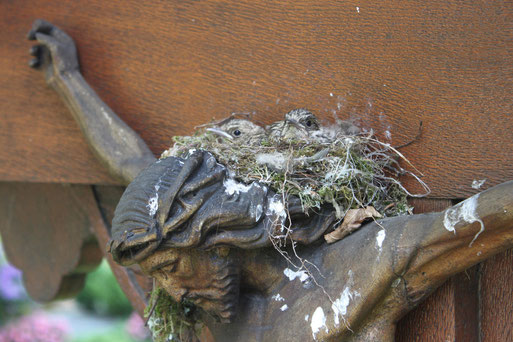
[324,206,382,244]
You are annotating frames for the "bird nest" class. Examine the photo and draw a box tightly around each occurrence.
[161,113,428,221]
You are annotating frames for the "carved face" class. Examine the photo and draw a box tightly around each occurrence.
[139,247,240,323]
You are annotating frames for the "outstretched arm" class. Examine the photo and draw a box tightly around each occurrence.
[28,19,156,185]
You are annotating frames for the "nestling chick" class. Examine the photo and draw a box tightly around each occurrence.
[161,118,265,158]
[311,119,361,144]
[207,118,265,145]
[267,108,320,142]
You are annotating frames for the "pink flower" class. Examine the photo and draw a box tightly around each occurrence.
[0,312,69,342]
[125,312,150,341]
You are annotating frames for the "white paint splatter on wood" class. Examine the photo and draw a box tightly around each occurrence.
[147,179,162,216]
[311,307,328,340]
[471,179,486,189]
[376,229,386,252]
[267,196,287,231]
[443,194,484,246]
[255,204,263,221]
[283,268,309,282]
[224,178,252,195]
[332,270,361,327]
[272,293,285,302]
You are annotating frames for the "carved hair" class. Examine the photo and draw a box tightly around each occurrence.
[110,151,335,264]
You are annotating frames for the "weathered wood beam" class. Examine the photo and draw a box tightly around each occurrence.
[1,1,512,197]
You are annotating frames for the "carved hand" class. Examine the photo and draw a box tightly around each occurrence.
[27,19,155,184]
[28,19,79,87]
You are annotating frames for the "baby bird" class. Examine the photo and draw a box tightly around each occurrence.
[267,108,320,142]
[311,119,361,144]
[161,118,265,159]
[207,118,266,145]
[335,119,360,136]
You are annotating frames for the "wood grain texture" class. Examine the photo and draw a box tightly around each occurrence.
[397,199,484,342]
[0,182,103,301]
[454,266,480,342]
[1,1,512,197]
[396,268,480,342]
[396,279,456,342]
[480,248,513,342]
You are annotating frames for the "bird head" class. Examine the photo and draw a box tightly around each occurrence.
[285,108,320,131]
[207,118,265,144]
[267,108,320,142]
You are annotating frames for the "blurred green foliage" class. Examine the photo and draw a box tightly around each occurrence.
[76,260,133,317]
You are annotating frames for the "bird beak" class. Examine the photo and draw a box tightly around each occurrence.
[206,128,234,140]
[285,118,307,132]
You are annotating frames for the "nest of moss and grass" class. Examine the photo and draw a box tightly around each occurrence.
[162,126,428,220]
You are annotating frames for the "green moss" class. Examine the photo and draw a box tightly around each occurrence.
[144,287,200,342]
[161,131,419,220]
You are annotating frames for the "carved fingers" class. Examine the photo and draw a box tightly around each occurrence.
[27,19,79,83]
[28,19,74,44]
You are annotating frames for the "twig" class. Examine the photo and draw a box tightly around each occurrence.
[394,121,423,150]
[145,283,161,327]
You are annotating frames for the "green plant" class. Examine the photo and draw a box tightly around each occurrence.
[144,287,201,342]
[76,260,133,317]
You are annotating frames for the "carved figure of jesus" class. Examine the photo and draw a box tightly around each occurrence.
[28,19,513,342]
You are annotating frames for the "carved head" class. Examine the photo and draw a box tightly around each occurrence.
[109,150,334,322]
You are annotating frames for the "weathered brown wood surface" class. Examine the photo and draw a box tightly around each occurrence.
[0,182,153,312]
[481,248,513,342]
[1,1,512,198]
[0,182,103,301]
[1,1,512,341]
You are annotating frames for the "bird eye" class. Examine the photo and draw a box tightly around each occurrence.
[305,120,312,127]
[233,129,241,136]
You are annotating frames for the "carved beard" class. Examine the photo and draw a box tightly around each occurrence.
[186,255,240,323]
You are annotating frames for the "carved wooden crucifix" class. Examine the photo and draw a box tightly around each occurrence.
[24,19,513,342]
